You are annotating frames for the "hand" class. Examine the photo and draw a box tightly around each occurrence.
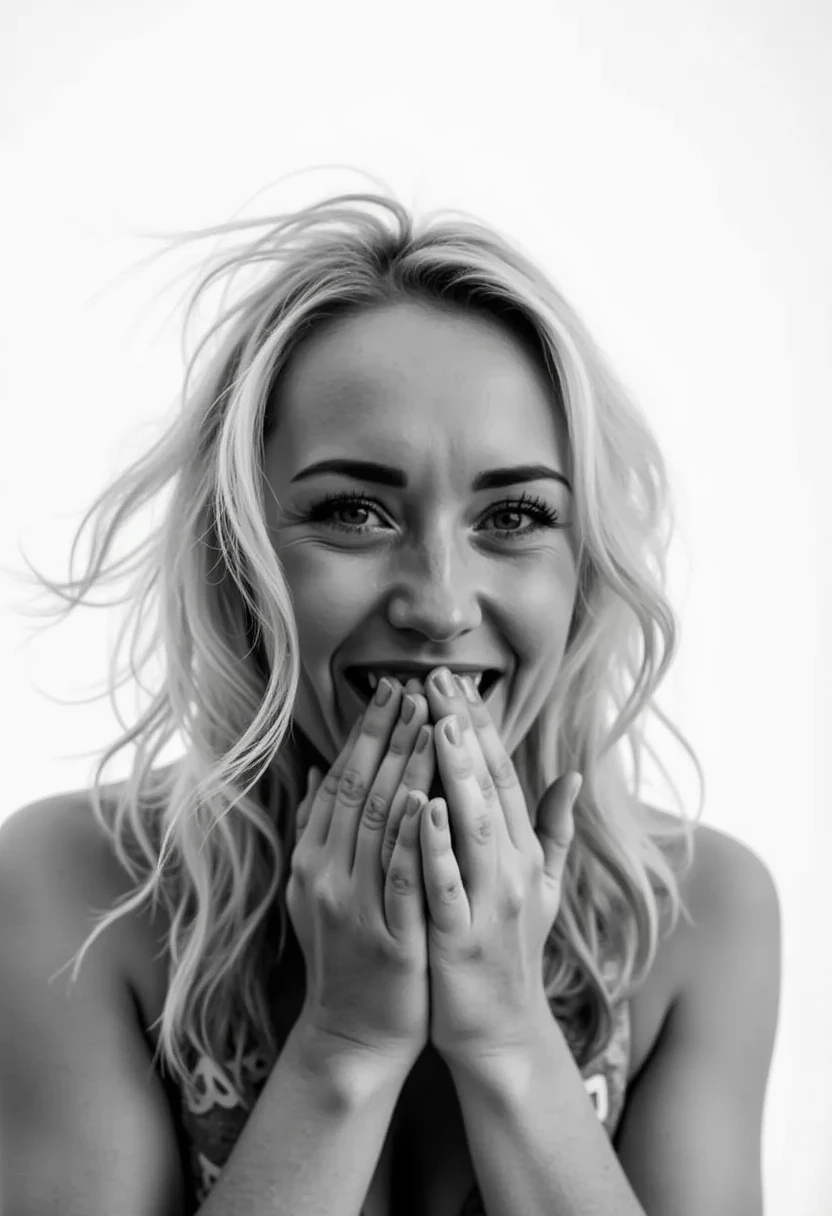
[286,678,435,1072]
[418,667,582,1064]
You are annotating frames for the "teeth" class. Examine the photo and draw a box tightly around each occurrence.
[361,669,485,693]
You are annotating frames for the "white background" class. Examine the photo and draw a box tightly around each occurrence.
[1,1,829,1211]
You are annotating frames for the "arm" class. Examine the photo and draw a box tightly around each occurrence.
[197,1025,406,1216]
[0,800,408,1216]
[448,1015,646,1216]
[444,831,781,1216]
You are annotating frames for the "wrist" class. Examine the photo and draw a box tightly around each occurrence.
[436,995,555,1079]
[288,1018,419,1103]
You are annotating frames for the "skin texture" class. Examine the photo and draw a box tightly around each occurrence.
[262,298,581,771]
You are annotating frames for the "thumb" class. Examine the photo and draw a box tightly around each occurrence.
[536,772,581,884]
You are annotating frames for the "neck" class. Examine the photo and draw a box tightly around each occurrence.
[261,722,329,816]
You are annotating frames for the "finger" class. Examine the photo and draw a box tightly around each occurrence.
[294,766,324,847]
[355,692,430,884]
[325,677,403,865]
[384,790,428,938]
[381,722,436,877]
[456,674,532,851]
[301,716,363,848]
[419,797,469,933]
[433,714,499,901]
[423,669,502,819]
[538,774,581,888]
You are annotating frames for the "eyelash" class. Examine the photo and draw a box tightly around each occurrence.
[304,490,562,539]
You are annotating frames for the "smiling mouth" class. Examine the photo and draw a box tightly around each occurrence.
[343,667,503,706]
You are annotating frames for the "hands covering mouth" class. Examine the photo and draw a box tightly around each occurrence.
[290,665,580,1073]
[345,666,504,812]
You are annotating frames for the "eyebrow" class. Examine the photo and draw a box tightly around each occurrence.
[290,458,572,493]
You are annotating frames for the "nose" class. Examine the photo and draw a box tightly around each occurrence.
[386,531,483,641]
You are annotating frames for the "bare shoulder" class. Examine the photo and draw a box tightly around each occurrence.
[0,769,179,890]
[1,782,132,894]
[676,817,781,971]
[627,811,781,1083]
[0,777,173,1012]
[643,808,780,957]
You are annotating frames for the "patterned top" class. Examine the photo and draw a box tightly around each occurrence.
[174,974,631,1214]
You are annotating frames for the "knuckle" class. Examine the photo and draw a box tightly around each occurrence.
[478,773,498,802]
[362,792,389,829]
[339,768,370,804]
[437,877,463,905]
[311,876,341,915]
[502,874,525,914]
[472,813,494,844]
[492,756,517,788]
[387,864,416,895]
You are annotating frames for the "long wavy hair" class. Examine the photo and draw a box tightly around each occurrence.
[17,177,703,1109]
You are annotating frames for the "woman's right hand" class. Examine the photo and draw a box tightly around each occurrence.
[286,678,436,1072]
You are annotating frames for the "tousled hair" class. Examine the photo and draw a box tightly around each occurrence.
[17,174,703,1108]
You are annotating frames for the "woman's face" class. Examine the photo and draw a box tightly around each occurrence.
[262,299,580,767]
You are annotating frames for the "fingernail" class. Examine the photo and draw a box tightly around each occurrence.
[431,801,447,829]
[375,677,393,706]
[444,716,461,746]
[401,695,416,724]
[405,791,424,817]
[415,724,431,753]
[461,675,478,703]
[433,667,455,696]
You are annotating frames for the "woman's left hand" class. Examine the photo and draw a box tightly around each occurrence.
[419,668,582,1066]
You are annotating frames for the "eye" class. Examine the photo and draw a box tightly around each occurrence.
[479,493,562,537]
[304,491,389,533]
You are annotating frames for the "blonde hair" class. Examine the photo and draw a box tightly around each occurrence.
[18,176,703,1107]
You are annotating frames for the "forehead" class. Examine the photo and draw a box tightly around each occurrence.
[270,301,569,475]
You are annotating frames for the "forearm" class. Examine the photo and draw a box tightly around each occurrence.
[197,1023,409,1216]
[446,1017,646,1216]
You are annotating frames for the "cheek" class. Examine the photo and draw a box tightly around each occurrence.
[504,570,576,663]
[278,547,374,664]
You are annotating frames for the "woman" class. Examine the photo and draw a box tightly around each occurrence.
[0,185,780,1216]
